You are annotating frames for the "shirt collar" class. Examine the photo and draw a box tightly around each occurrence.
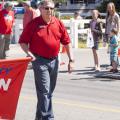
[40,16,55,25]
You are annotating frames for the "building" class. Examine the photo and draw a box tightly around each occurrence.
[58,0,103,14]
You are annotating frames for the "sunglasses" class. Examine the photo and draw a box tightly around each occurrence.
[44,7,54,10]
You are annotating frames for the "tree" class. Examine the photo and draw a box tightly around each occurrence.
[97,0,120,13]
[53,0,67,3]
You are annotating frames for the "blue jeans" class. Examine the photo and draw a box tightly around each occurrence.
[110,53,119,66]
[32,56,59,120]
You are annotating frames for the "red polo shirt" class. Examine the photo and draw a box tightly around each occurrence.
[0,9,14,34]
[19,16,70,58]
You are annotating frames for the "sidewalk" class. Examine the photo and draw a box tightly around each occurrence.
[7,44,120,80]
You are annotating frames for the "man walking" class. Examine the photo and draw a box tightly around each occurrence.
[19,0,74,120]
[0,2,14,59]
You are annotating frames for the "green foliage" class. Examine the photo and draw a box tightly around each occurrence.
[78,39,86,48]
[53,0,67,3]
[97,0,120,12]
[17,0,27,2]
[60,16,73,19]
[78,39,103,48]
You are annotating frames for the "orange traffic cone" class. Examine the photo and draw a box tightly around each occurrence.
[118,47,120,57]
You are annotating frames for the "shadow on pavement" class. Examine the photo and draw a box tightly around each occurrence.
[70,77,116,82]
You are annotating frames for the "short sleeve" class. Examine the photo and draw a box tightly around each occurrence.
[19,20,37,44]
[58,20,71,45]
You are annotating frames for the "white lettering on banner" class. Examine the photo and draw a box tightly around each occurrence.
[0,78,12,91]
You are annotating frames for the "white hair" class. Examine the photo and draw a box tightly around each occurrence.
[38,0,55,8]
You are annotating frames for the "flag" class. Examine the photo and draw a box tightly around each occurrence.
[0,57,31,120]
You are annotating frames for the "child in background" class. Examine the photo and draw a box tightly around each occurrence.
[90,9,103,71]
[108,28,119,73]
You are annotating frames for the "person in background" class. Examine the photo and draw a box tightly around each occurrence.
[30,0,38,9]
[90,9,103,71]
[74,11,82,20]
[108,28,119,73]
[104,2,120,45]
[0,2,14,59]
[30,0,41,17]
[22,1,39,29]
[19,0,74,120]
[73,11,83,29]
[104,2,120,67]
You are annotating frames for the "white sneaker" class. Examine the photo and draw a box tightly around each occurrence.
[95,67,101,72]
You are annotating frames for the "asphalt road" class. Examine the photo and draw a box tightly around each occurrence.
[7,45,120,120]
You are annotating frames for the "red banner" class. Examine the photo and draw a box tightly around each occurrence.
[0,57,31,120]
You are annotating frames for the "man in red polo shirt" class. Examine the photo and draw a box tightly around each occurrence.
[0,2,14,59]
[19,0,74,120]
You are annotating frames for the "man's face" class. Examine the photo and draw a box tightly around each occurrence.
[6,6,12,11]
[110,31,114,37]
[40,2,54,18]
[23,4,29,10]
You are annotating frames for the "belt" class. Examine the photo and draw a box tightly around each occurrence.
[34,54,57,60]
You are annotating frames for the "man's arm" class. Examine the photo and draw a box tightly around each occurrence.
[20,43,35,60]
[58,19,74,72]
[64,43,74,73]
[64,43,74,61]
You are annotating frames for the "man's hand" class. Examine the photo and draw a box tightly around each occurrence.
[68,60,74,73]
[27,51,36,61]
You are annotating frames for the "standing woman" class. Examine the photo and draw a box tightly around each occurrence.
[90,9,103,71]
[104,2,120,43]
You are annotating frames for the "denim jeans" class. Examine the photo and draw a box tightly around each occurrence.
[32,56,59,120]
